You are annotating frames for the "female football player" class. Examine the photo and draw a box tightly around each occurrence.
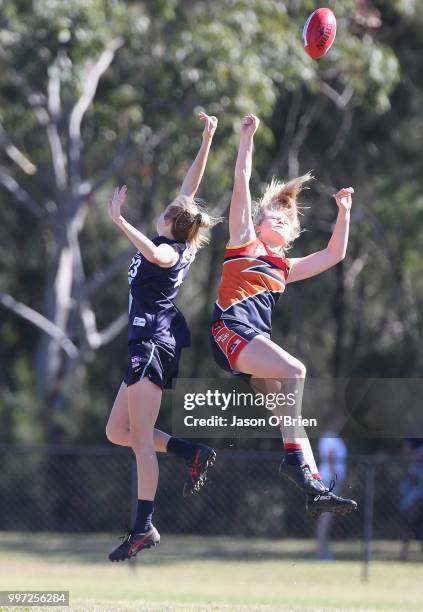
[210,114,357,517]
[107,112,219,561]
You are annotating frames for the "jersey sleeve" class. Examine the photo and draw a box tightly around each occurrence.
[171,243,196,271]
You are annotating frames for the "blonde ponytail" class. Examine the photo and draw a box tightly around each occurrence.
[165,196,221,250]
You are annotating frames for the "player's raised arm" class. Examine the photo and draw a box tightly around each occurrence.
[108,185,178,267]
[287,187,353,283]
[228,114,260,247]
[179,111,218,199]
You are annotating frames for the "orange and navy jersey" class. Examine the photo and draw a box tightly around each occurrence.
[212,237,290,336]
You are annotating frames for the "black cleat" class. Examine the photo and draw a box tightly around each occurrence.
[306,489,358,518]
[183,444,216,497]
[279,458,327,495]
[108,525,160,562]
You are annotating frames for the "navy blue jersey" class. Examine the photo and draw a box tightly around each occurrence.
[128,236,195,347]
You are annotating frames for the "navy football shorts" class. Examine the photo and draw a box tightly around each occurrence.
[210,319,261,375]
[124,339,181,389]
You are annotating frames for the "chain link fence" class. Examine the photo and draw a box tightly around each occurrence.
[0,445,422,559]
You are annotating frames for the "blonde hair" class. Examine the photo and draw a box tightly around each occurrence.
[164,195,221,250]
[253,172,313,248]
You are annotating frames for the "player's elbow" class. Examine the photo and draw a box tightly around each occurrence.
[326,247,345,266]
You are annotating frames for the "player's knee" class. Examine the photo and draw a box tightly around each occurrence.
[105,423,120,444]
[105,423,115,442]
[286,360,306,379]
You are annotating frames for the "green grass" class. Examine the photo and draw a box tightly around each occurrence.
[0,534,422,611]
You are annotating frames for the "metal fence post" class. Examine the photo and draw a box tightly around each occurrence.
[362,461,375,582]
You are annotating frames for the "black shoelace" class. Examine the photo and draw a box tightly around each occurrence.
[328,474,338,493]
[117,520,134,546]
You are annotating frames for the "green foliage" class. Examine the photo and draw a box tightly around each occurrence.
[0,0,422,444]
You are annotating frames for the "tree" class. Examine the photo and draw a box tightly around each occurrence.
[0,0,421,444]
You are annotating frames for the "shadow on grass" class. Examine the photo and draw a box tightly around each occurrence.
[1,533,417,566]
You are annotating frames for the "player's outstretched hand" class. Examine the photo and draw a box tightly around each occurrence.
[199,111,218,141]
[241,114,260,139]
[108,185,127,224]
[333,187,354,212]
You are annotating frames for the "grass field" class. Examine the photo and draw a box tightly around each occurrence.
[0,534,422,611]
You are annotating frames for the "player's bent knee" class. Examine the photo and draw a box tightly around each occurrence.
[286,360,306,379]
[105,424,114,442]
[105,424,120,444]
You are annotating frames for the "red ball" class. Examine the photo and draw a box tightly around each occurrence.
[303,8,337,60]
